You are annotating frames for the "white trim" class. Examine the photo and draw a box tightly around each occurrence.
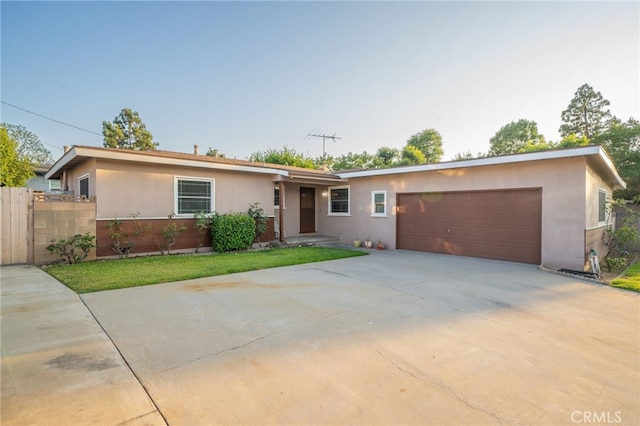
[174,176,215,216]
[274,184,286,209]
[370,190,387,217]
[586,224,609,231]
[337,146,626,189]
[327,185,350,216]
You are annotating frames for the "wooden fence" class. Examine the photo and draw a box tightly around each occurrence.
[0,187,34,265]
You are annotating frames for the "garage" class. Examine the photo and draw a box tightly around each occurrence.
[396,188,542,264]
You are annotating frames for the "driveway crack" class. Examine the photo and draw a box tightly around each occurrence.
[156,331,282,374]
[371,345,503,425]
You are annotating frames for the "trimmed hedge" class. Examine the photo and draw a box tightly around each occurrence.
[211,213,255,252]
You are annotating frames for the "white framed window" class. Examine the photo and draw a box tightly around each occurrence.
[274,184,285,208]
[371,190,387,217]
[78,174,89,197]
[328,185,350,215]
[175,177,214,215]
[598,189,608,224]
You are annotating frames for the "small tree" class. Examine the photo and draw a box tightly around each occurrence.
[46,233,96,264]
[156,213,187,255]
[107,217,133,258]
[194,211,212,253]
[602,199,639,271]
[0,127,34,187]
[247,203,268,244]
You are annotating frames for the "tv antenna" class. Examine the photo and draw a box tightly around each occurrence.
[307,132,341,159]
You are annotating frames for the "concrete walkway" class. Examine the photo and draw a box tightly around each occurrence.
[0,265,165,426]
[2,252,639,425]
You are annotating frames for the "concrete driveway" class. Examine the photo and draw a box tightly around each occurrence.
[80,250,639,425]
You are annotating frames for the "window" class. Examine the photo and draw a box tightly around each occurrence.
[329,186,350,215]
[176,178,214,214]
[371,190,387,216]
[49,179,61,191]
[598,189,607,223]
[274,184,285,208]
[79,175,89,197]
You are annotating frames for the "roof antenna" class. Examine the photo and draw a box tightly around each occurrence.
[307,132,341,164]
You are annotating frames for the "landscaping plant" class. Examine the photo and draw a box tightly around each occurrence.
[46,233,96,264]
[247,202,268,243]
[194,211,212,253]
[602,199,639,272]
[211,212,255,252]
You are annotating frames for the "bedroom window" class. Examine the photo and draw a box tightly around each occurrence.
[371,190,387,216]
[329,186,350,215]
[176,177,214,214]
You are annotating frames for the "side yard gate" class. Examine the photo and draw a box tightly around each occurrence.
[0,188,34,265]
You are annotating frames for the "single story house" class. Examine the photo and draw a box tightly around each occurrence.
[45,144,625,271]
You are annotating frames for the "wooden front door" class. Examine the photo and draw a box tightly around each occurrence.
[299,187,316,233]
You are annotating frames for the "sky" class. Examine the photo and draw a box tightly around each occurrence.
[2,1,639,163]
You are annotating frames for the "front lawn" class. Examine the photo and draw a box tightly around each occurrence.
[45,246,367,293]
[610,261,640,293]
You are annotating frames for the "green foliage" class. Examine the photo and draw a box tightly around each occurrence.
[488,119,548,156]
[107,217,133,258]
[603,200,639,271]
[0,127,35,187]
[1,123,53,164]
[554,134,590,149]
[399,144,426,165]
[247,203,268,243]
[46,233,96,264]
[330,151,376,171]
[560,83,612,139]
[610,262,640,292]
[205,148,225,158]
[102,108,157,150]
[157,213,187,255]
[250,146,315,169]
[375,146,400,167]
[194,211,213,253]
[211,213,255,252]
[406,128,443,163]
[594,118,640,199]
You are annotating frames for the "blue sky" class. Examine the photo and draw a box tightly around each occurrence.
[2,1,638,162]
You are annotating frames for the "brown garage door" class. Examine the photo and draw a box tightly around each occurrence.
[396,188,541,264]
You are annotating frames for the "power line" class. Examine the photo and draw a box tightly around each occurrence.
[1,100,102,136]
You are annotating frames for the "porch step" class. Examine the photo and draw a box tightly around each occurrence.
[275,235,342,247]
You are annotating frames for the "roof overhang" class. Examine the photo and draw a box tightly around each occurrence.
[46,146,291,179]
[337,146,626,190]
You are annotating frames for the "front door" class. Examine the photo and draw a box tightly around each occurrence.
[299,187,316,233]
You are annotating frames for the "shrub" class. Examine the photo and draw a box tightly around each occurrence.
[157,213,187,255]
[211,213,255,252]
[107,217,133,258]
[47,233,96,264]
[605,257,628,272]
[247,202,268,243]
[194,211,212,253]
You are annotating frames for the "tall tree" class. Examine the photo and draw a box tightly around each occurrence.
[488,119,547,156]
[406,128,443,163]
[594,117,640,199]
[102,108,157,150]
[398,145,426,166]
[250,146,315,169]
[559,84,612,139]
[1,123,54,164]
[0,127,35,187]
[330,151,376,171]
[375,146,400,167]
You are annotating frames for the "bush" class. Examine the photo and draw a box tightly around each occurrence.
[247,202,268,243]
[47,233,96,264]
[211,213,255,252]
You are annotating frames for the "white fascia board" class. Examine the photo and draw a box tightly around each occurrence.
[337,146,605,179]
[45,146,78,179]
[46,146,289,178]
[596,148,626,189]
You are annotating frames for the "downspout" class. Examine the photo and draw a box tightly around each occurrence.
[279,181,285,243]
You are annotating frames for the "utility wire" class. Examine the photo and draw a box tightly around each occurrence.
[1,100,102,136]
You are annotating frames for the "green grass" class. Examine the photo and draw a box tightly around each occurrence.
[45,246,367,293]
[610,262,640,293]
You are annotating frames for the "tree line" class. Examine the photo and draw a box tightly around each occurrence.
[2,83,637,198]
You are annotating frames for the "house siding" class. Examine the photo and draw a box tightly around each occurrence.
[320,157,596,270]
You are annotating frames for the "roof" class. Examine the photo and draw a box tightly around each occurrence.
[336,145,626,190]
[46,145,626,190]
[45,145,343,183]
